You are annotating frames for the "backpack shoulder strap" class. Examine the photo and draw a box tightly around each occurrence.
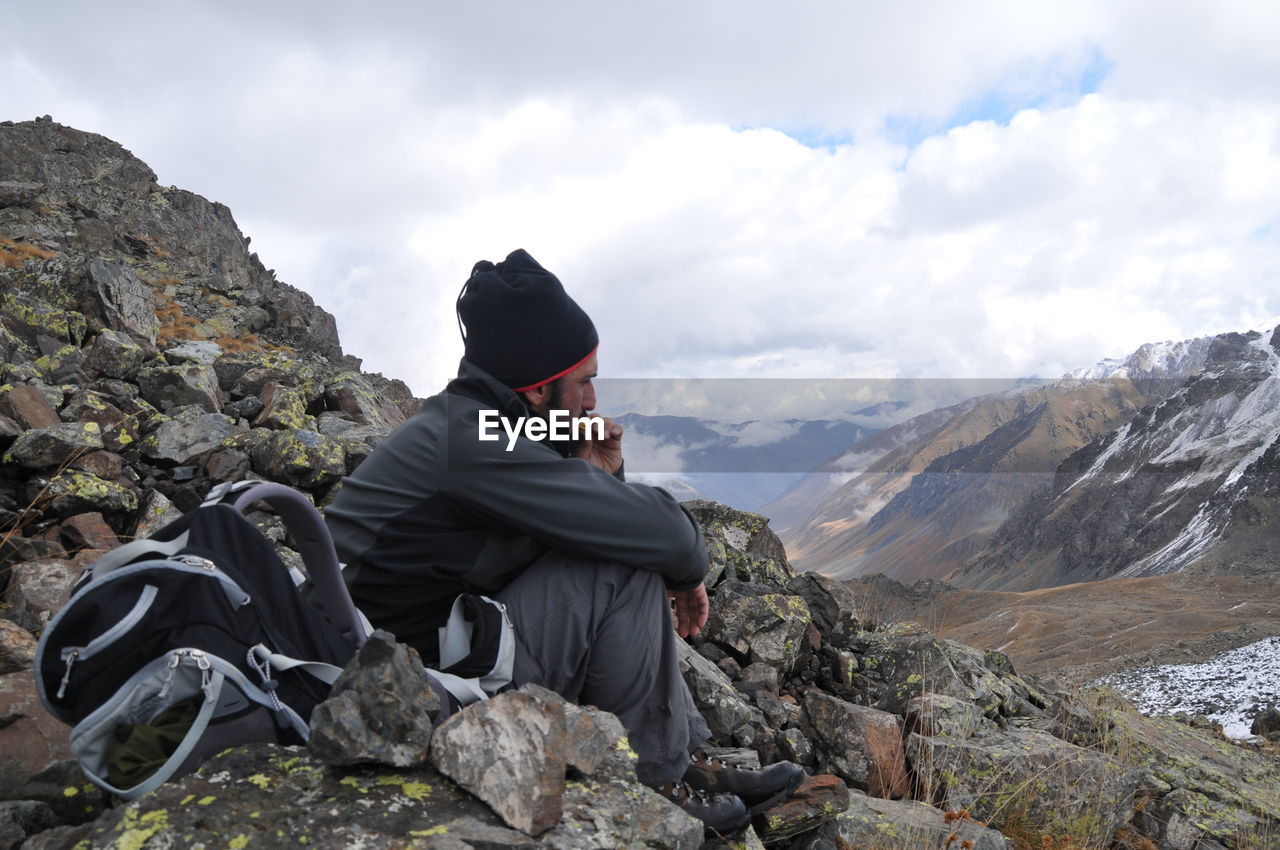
[83,532,189,580]
[218,481,369,646]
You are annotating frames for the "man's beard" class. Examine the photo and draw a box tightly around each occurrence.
[529,379,579,458]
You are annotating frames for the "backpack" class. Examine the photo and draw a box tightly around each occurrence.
[34,481,370,800]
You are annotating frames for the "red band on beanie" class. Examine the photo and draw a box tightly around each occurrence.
[511,345,599,393]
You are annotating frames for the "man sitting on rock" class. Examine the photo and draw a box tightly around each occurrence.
[324,249,802,833]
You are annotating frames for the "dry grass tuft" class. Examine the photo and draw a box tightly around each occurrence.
[154,295,201,345]
[0,237,56,269]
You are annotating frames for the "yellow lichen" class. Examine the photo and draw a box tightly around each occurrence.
[339,776,368,793]
[114,808,170,850]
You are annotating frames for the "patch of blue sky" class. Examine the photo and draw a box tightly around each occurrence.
[731,123,855,152]
[781,127,855,152]
[1252,220,1280,240]
[885,46,1112,150]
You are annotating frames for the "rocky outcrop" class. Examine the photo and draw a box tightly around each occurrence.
[0,117,418,602]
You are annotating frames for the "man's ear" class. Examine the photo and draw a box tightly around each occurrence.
[521,384,550,412]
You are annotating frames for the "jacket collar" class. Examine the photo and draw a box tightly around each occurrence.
[445,358,530,420]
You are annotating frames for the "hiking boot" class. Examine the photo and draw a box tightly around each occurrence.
[653,780,750,835]
[683,749,806,807]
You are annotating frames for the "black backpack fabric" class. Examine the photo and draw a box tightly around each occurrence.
[35,482,369,799]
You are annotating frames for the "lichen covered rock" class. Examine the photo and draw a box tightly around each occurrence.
[308,631,438,768]
[430,685,569,835]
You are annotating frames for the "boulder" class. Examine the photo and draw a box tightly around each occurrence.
[204,448,251,483]
[735,662,780,699]
[0,414,19,449]
[59,512,119,551]
[34,342,86,384]
[846,623,1030,718]
[430,684,569,835]
[136,362,222,413]
[550,777,703,849]
[140,406,238,465]
[0,384,59,429]
[0,674,74,802]
[785,573,861,648]
[162,340,223,366]
[308,631,439,768]
[675,639,757,740]
[752,774,849,845]
[0,291,86,352]
[70,450,124,481]
[776,728,816,768]
[324,372,406,432]
[907,726,1138,846]
[250,429,346,489]
[0,800,57,849]
[0,538,65,579]
[793,791,1012,850]
[703,584,811,670]
[26,470,137,517]
[222,395,264,422]
[684,500,794,589]
[905,692,991,739]
[1251,704,1280,739]
[86,258,160,342]
[84,328,145,379]
[0,620,37,674]
[130,489,182,539]
[562,701,637,781]
[252,381,313,430]
[2,421,103,469]
[803,692,909,799]
[2,558,79,632]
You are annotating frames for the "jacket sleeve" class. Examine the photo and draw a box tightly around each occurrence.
[439,409,708,591]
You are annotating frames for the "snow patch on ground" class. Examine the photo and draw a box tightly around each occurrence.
[1091,636,1280,739]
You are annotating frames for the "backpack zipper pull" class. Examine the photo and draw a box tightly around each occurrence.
[157,652,183,701]
[174,554,217,571]
[191,651,215,701]
[55,649,80,700]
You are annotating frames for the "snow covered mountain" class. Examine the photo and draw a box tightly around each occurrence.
[1065,336,1213,383]
[771,332,1221,584]
[956,325,1280,589]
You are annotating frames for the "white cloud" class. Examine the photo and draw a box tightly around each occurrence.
[707,420,804,448]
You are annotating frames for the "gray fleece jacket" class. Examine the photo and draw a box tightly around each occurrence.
[323,359,708,661]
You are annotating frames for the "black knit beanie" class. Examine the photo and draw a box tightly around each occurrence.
[456,249,598,391]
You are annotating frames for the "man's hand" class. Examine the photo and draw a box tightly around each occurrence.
[574,416,624,474]
[668,582,709,638]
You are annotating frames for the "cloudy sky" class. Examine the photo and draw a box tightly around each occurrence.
[4,1,1279,419]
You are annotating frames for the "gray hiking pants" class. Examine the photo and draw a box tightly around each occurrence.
[496,553,711,787]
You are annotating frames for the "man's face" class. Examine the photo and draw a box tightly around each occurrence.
[525,351,598,420]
